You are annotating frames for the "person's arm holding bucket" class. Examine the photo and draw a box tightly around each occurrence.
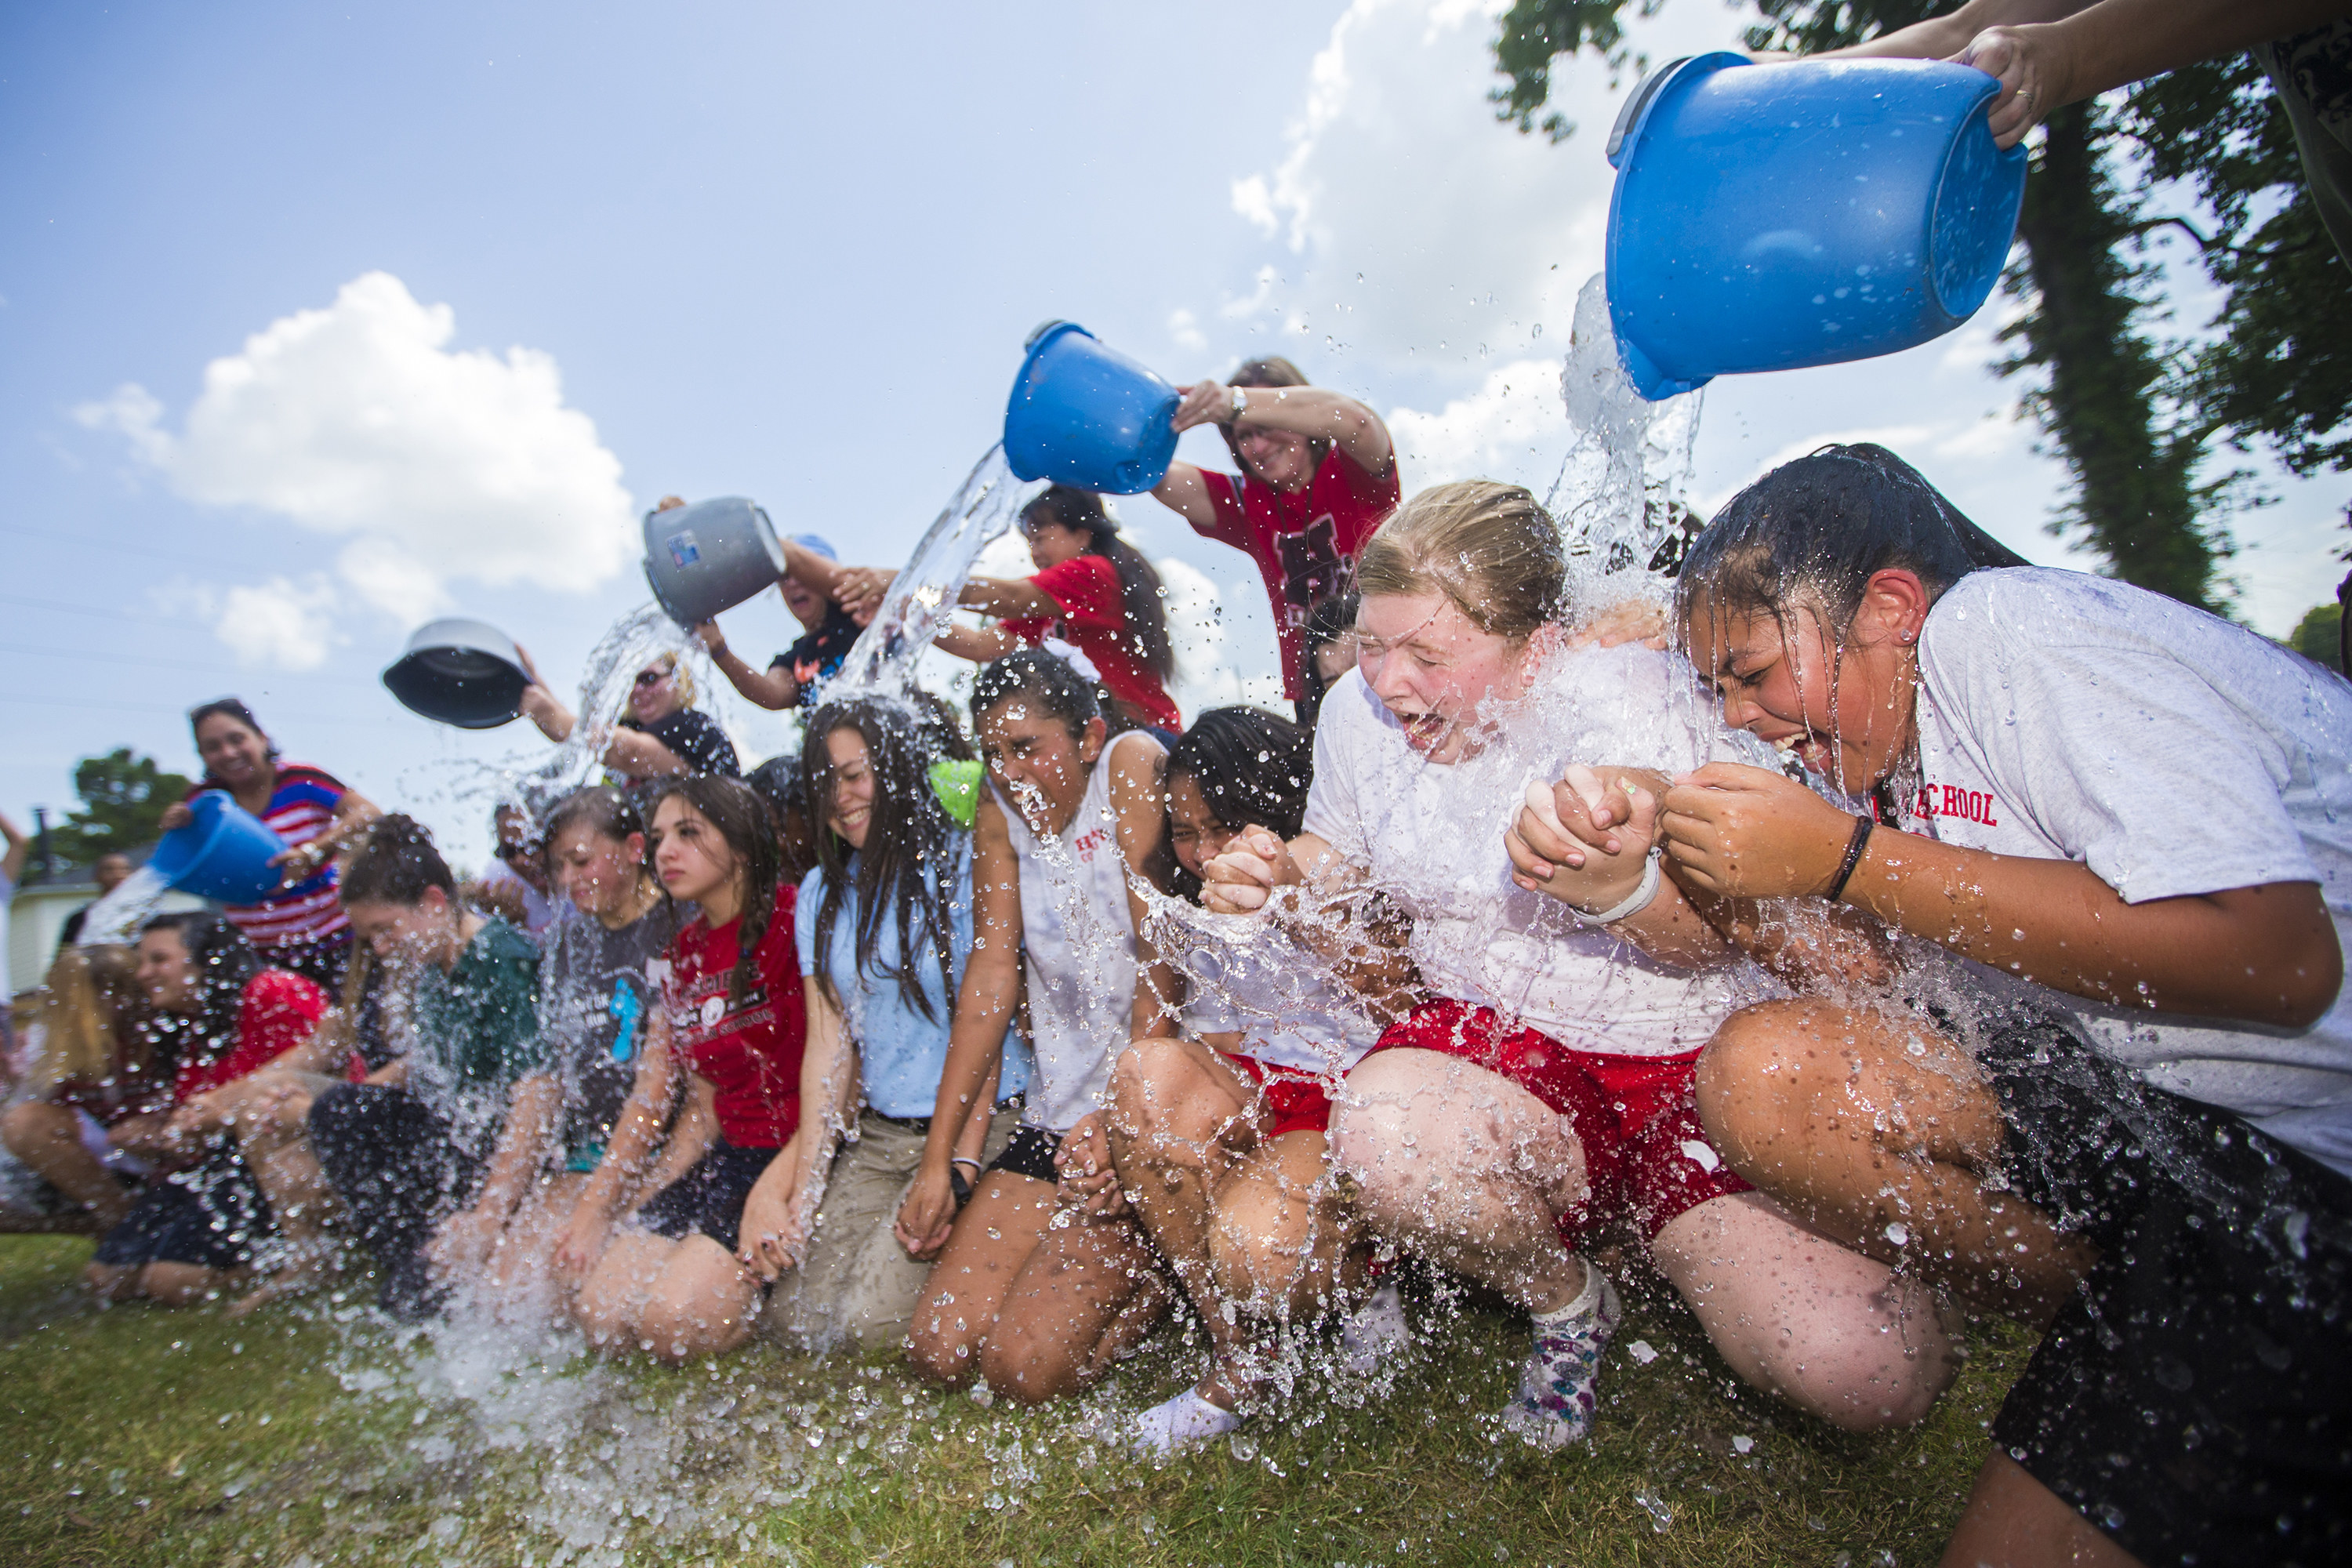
[1822,0,2350,150]
[693,621,801,711]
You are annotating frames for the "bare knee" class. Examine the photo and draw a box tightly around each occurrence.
[905,1295,982,1385]
[636,1291,750,1365]
[138,1263,222,1308]
[1107,1037,1206,1157]
[84,1262,136,1299]
[975,1316,1080,1406]
[1696,1001,1826,1160]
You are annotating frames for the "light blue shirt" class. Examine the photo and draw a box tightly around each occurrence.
[796,840,1031,1120]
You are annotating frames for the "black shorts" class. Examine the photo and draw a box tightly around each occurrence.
[984,1124,1062,1185]
[1977,1016,2352,1567]
[92,1154,272,1272]
[634,1141,777,1254]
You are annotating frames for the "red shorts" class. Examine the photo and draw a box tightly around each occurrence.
[1219,1051,1336,1142]
[1366,996,1750,1248]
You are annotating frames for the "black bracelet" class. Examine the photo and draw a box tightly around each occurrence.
[1824,815,1875,902]
[949,1168,975,1210]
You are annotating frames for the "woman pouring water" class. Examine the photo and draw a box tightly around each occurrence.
[154,699,381,992]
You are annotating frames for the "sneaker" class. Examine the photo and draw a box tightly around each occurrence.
[1338,1280,1409,1375]
[1132,1386,1243,1456]
[1499,1270,1621,1450]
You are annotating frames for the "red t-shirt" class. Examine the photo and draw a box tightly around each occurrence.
[1002,554,1181,731]
[173,968,331,1102]
[1195,445,1401,700]
[662,884,806,1149]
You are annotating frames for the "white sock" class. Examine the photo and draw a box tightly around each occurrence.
[1501,1259,1621,1451]
[1531,1262,1604,1329]
[1132,1385,1244,1456]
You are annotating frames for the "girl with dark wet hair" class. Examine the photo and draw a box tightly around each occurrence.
[568,777,808,1364]
[928,485,1181,732]
[760,696,1032,1352]
[898,648,1181,1404]
[1515,442,2352,1567]
[1109,706,1407,1451]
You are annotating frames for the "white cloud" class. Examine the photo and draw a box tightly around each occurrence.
[1386,357,1570,495]
[1192,0,1752,370]
[76,270,636,652]
[213,575,344,671]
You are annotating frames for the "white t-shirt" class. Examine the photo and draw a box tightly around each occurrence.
[1302,645,1771,1057]
[1907,567,2352,1174]
[1155,903,1385,1076]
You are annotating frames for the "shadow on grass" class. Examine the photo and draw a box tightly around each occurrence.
[1,1234,2029,1567]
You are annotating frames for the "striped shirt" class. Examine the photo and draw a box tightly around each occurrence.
[185,763,353,950]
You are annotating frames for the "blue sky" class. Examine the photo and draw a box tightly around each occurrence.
[5,0,2343,880]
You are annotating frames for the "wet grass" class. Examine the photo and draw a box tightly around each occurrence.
[1,1233,2030,1567]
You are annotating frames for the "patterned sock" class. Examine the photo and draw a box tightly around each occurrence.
[1499,1262,1621,1450]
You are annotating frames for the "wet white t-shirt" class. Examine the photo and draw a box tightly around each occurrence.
[1907,567,2352,1175]
[997,731,1152,1133]
[1302,644,1768,1058]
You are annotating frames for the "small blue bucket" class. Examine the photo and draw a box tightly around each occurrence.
[1605,53,2027,399]
[1003,321,1181,495]
[150,792,288,904]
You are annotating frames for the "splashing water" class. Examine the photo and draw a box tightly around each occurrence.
[823,444,1041,706]
[72,863,175,947]
[1548,274,1703,604]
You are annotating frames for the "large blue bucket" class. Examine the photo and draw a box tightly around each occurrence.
[1605,53,2027,399]
[150,792,287,904]
[1003,321,1181,495]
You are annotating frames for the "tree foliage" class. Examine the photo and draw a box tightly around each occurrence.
[45,748,191,871]
[1490,0,2352,614]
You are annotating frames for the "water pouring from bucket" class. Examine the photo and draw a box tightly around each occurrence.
[1602,53,2027,400]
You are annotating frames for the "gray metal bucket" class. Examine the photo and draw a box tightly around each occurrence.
[382,617,530,729]
[642,497,785,626]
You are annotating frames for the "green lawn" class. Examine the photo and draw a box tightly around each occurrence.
[0,1234,2026,1566]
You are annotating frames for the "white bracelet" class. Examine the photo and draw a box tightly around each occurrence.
[1571,853,1661,927]
[1229,386,1249,422]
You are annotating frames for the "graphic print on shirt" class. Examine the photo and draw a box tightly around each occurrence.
[1274,514,1349,627]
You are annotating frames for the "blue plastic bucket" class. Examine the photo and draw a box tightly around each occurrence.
[1003,321,1181,495]
[150,792,287,904]
[1604,53,2027,399]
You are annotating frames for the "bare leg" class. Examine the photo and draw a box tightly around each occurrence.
[906,1173,1055,1385]
[631,1234,764,1363]
[83,1262,139,1300]
[224,1082,347,1317]
[1197,1131,1359,1401]
[138,1262,244,1309]
[1653,1189,1958,1431]
[2,1101,132,1230]
[477,1172,591,1317]
[1105,1037,1254,1362]
[575,1229,676,1347]
[1697,1000,2094,1323]
[976,1209,1164,1405]
[1940,1453,2146,1568]
[1330,1048,1590,1312]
